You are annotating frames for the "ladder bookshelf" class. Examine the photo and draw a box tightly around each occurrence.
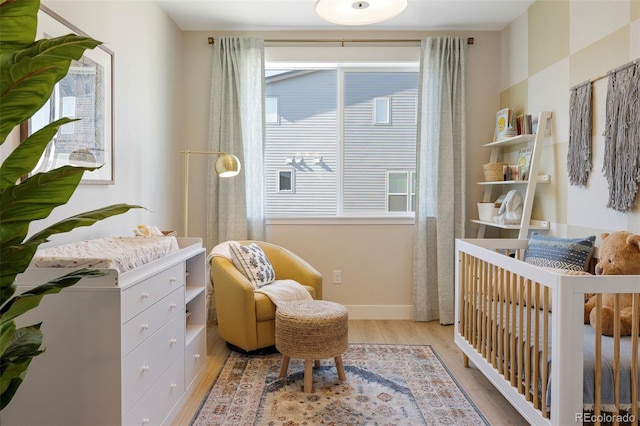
[473,111,553,239]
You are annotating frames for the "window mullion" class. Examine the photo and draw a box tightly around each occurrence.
[337,67,345,216]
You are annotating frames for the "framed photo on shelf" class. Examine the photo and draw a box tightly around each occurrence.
[494,108,510,141]
[20,5,114,184]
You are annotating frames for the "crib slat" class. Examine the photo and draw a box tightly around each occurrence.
[595,294,602,422]
[525,278,532,403]
[509,272,517,386]
[613,294,620,426]
[517,277,525,394]
[491,264,498,368]
[631,294,639,425]
[533,283,540,410]
[541,285,549,419]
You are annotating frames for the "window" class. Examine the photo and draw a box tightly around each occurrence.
[373,97,390,124]
[277,170,294,192]
[265,97,279,124]
[265,66,418,217]
[387,171,416,212]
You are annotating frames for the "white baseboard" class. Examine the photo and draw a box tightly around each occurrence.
[342,305,414,320]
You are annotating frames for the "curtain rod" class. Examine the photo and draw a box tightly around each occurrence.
[571,57,639,90]
[207,37,474,46]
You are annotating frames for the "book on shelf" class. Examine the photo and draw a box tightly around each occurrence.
[495,108,511,140]
[518,145,533,180]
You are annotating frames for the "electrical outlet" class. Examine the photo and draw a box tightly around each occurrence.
[332,270,342,284]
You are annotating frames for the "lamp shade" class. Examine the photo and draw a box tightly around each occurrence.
[215,153,241,177]
[315,0,407,25]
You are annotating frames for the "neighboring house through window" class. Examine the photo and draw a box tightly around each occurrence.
[265,66,418,217]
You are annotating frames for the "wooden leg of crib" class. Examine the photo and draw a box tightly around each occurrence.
[463,353,469,368]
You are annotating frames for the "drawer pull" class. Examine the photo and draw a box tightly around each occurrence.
[140,292,150,299]
[169,276,177,283]
[141,365,150,372]
[170,338,177,345]
[142,418,150,424]
[170,383,177,389]
[194,353,201,359]
[169,303,177,309]
[141,323,150,330]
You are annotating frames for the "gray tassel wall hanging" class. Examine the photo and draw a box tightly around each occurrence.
[602,61,640,212]
[568,81,592,187]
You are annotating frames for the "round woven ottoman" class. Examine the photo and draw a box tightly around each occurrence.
[275,300,348,393]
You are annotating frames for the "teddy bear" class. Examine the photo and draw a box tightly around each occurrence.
[583,231,640,336]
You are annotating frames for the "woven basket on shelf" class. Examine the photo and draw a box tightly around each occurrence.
[482,162,505,182]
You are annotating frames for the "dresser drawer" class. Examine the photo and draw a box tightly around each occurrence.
[121,263,185,323]
[122,312,184,413]
[123,354,185,426]
[121,287,184,357]
[185,328,206,389]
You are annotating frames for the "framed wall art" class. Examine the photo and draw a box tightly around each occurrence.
[20,5,114,184]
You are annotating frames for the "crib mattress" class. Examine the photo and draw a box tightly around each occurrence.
[30,236,180,273]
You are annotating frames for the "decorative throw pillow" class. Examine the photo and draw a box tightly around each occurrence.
[229,243,276,288]
[524,232,596,271]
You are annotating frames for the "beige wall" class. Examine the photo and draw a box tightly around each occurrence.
[498,0,640,243]
[181,30,502,318]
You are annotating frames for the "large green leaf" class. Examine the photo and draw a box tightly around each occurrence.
[0,0,144,410]
[0,324,42,409]
[0,0,39,54]
[0,166,90,236]
[0,118,77,189]
[0,34,101,143]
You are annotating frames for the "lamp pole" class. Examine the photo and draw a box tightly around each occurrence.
[182,150,241,237]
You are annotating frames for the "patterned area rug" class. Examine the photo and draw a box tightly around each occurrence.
[191,344,488,425]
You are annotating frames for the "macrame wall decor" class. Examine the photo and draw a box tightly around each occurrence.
[602,61,640,212]
[568,81,592,187]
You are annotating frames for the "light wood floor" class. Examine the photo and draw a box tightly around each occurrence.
[172,320,527,425]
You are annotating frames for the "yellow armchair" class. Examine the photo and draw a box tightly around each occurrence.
[210,241,323,352]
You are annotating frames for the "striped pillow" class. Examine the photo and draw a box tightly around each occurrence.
[524,233,596,272]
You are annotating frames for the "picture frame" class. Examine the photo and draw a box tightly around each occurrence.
[20,5,114,184]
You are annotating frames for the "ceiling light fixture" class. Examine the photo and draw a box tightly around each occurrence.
[315,0,407,26]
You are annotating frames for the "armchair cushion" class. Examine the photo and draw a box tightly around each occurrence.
[229,242,276,288]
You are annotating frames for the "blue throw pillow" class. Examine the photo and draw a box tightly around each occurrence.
[524,232,596,271]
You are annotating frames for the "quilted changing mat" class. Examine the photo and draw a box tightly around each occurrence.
[30,236,180,273]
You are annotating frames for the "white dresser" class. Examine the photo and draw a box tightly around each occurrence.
[2,238,207,426]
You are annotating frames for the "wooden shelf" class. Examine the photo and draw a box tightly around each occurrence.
[483,133,535,148]
[471,219,550,230]
[476,175,551,185]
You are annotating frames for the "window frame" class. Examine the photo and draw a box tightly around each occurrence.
[265,96,280,124]
[373,97,391,125]
[276,169,295,193]
[265,63,419,220]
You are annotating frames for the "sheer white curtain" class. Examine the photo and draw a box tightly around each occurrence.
[413,37,467,324]
[207,37,265,248]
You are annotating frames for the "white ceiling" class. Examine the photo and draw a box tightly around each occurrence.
[158,0,536,32]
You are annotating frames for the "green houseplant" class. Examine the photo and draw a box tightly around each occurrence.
[0,0,141,408]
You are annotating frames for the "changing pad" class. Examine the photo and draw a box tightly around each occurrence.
[31,236,180,273]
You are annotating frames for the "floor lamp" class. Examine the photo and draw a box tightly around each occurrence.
[182,150,241,237]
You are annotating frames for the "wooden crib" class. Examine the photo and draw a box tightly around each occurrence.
[454,238,639,425]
